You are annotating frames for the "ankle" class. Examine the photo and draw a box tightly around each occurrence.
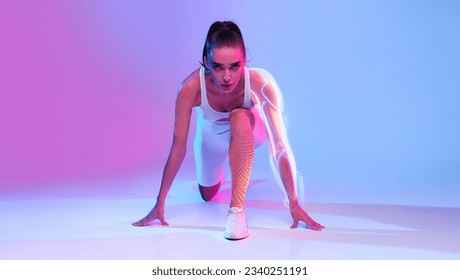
[229,203,244,209]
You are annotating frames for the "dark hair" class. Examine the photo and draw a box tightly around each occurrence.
[201,21,246,68]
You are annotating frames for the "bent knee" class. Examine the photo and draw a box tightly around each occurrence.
[230,108,255,129]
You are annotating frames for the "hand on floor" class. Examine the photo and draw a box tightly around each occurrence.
[289,201,324,231]
[132,204,169,227]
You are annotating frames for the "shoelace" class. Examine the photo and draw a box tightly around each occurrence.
[228,210,244,224]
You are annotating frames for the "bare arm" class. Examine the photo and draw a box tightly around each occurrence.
[133,73,199,226]
[155,85,194,205]
[252,69,324,230]
[256,77,300,204]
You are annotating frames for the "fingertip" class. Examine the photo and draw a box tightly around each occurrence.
[315,225,325,231]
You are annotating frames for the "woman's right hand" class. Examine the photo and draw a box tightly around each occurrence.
[132,203,169,226]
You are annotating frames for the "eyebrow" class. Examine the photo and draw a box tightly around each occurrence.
[212,62,241,66]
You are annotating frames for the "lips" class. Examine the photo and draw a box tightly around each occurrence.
[221,84,232,89]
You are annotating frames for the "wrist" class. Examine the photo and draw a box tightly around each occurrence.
[288,198,299,207]
[156,197,166,207]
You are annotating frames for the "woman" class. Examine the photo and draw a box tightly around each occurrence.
[133,21,324,240]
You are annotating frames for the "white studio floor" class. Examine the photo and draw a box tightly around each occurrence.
[1,167,459,260]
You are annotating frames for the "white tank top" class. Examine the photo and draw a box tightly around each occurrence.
[196,66,253,124]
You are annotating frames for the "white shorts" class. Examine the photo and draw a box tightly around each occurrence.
[193,106,267,186]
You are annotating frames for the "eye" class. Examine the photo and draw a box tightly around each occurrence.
[212,64,222,70]
[231,64,240,70]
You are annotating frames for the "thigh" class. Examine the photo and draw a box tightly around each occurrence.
[251,105,268,147]
[194,124,230,186]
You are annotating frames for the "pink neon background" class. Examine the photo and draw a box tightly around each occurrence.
[1,1,173,186]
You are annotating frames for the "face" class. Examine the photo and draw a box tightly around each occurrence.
[205,46,246,93]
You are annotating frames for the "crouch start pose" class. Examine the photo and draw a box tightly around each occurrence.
[133,21,324,240]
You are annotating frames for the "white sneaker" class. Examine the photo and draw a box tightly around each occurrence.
[224,207,249,240]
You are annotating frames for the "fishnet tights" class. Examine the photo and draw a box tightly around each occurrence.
[229,108,255,208]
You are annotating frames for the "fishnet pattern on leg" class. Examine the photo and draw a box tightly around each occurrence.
[229,108,255,208]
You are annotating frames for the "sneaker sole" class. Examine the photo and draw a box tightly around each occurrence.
[224,233,249,240]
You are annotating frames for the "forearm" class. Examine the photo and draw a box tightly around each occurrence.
[277,154,299,204]
[156,148,186,205]
[267,142,302,205]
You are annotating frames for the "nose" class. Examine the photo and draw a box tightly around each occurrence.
[223,70,231,83]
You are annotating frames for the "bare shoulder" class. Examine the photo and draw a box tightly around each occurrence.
[249,68,269,88]
[249,67,281,103]
[177,68,201,107]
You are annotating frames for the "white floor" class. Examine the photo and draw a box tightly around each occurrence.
[1,168,459,260]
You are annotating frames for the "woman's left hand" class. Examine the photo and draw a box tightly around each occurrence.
[289,201,325,231]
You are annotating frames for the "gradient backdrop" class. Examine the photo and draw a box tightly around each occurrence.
[1,0,459,207]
